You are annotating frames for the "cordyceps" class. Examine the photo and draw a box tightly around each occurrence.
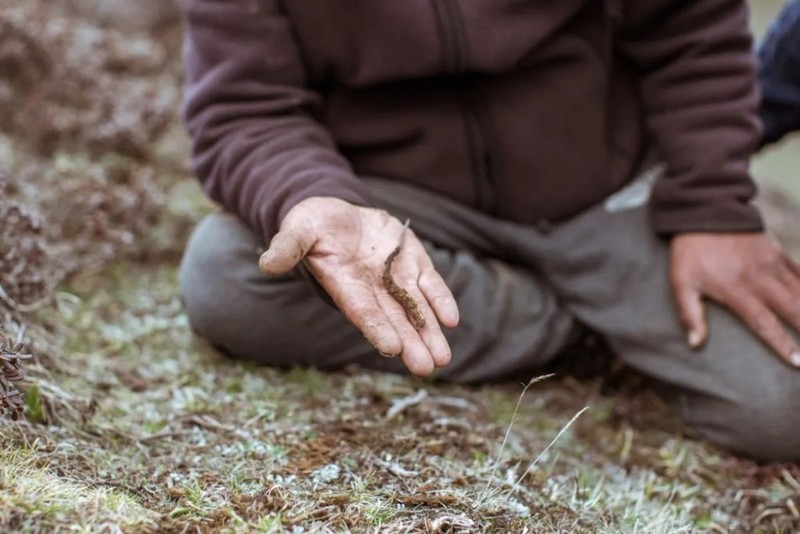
[0,336,32,420]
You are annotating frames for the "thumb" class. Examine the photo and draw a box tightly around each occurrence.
[259,227,316,275]
[674,283,707,349]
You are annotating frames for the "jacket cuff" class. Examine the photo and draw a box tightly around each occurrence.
[259,175,374,246]
[651,201,764,236]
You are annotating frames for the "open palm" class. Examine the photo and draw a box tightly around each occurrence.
[259,197,459,376]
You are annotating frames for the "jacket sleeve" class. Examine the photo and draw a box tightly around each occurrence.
[181,0,373,244]
[617,0,764,235]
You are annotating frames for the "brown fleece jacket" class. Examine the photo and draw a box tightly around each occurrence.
[182,0,763,245]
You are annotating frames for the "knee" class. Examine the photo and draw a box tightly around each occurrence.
[179,214,299,361]
[179,242,240,353]
[691,386,800,462]
[180,255,303,362]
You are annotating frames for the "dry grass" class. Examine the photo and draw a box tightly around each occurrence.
[4,261,800,532]
[2,1,800,532]
[0,444,159,533]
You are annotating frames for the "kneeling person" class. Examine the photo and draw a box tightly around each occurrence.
[178,0,800,462]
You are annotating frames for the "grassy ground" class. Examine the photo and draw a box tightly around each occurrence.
[2,2,800,532]
[11,261,800,533]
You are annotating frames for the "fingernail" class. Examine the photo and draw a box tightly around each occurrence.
[378,350,397,358]
[687,330,703,349]
[434,297,459,324]
[791,352,800,367]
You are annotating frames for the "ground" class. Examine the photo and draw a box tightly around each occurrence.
[1,2,800,532]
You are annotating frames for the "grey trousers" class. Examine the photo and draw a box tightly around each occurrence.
[180,172,800,461]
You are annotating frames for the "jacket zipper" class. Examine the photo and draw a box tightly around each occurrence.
[431,0,464,74]
[462,89,497,213]
[431,0,498,214]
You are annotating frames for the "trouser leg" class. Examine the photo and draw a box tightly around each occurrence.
[533,169,800,461]
[179,180,575,383]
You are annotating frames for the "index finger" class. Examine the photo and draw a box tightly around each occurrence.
[760,267,800,335]
[722,289,800,367]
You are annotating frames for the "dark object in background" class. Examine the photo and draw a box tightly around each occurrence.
[0,336,31,421]
[759,0,800,145]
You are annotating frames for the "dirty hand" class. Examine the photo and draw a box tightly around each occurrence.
[671,232,800,367]
[258,197,459,377]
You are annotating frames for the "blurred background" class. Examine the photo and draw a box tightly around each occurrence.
[752,0,800,201]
